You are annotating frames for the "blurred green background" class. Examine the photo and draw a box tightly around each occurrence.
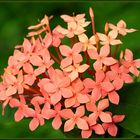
[0,1,140,139]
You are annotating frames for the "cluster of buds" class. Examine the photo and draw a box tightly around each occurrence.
[0,8,140,138]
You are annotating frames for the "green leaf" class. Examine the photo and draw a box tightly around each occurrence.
[111,82,140,135]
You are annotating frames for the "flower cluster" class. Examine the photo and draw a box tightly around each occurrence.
[0,8,140,138]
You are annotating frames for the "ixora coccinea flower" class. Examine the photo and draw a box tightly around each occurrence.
[0,7,139,138]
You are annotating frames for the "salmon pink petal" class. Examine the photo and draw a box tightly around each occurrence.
[42,109,56,119]
[86,101,97,112]
[77,93,89,104]
[78,64,89,73]
[76,118,89,130]
[30,55,42,66]
[102,123,110,131]
[91,88,101,102]
[124,49,133,61]
[110,39,122,45]
[73,54,83,64]
[61,88,73,98]
[122,73,133,83]
[108,30,118,39]
[99,112,112,123]
[44,82,56,93]
[9,98,20,107]
[6,86,17,96]
[64,118,75,132]
[88,49,99,59]
[81,130,92,138]
[68,70,78,81]
[23,63,33,74]
[65,97,76,108]
[108,124,118,137]
[101,82,114,92]
[58,77,70,88]
[92,124,105,135]
[93,60,102,71]
[14,109,24,122]
[96,70,105,82]
[103,57,117,66]
[83,78,95,89]
[98,99,109,111]
[29,118,39,131]
[113,115,125,123]
[41,103,51,117]
[52,115,62,130]
[43,33,52,48]
[129,66,139,77]
[57,26,69,35]
[113,78,124,90]
[61,57,72,68]
[108,91,120,105]
[76,105,85,117]
[134,59,140,68]
[51,91,62,105]
[100,45,110,57]
[88,112,98,126]
[72,42,82,54]
[34,66,46,76]
[97,33,108,41]
[59,45,72,56]
[60,109,74,119]
[60,15,74,22]
[117,20,126,28]
[78,34,88,43]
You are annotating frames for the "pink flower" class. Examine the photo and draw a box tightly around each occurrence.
[81,116,105,138]
[42,102,73,130]
[87,99,112,124]
[102,113,125,136]
[78,33,97,51]
[30,48,54,76]
[23,63,36,85]
[63,63,89,81]
[28,99,45,131]
[88,45,117,71]
[57,22,86,38]
[109,20,136,36]
[59,42,83,68]
[121,49,140,76]
[65,78,89,108]
[9,95,30,122]
[43,68,72,104]
[84,70,114,101]
[52,25,64,47]
[64,105,89,132]
[97,30,122,45]
[60,14,90,28]
[3,70,24,96]
[42,33,53,49]
[107,63,133,90]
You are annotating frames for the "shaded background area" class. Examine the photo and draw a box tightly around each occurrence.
[0,1,140,138]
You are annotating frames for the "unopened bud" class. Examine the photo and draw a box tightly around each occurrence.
[105,22,109,34]
[89,7,94,18]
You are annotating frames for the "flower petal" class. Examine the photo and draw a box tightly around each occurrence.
[81,130,92,138]
[59,45,72,56]
[76,118,89,130]
[108,91,120,105]
[29,118,39,131]
[99,112,112,123]
[64,118,75,132]
[52,115,62,130]
[98,99,109,111]
[108,124,118,137]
